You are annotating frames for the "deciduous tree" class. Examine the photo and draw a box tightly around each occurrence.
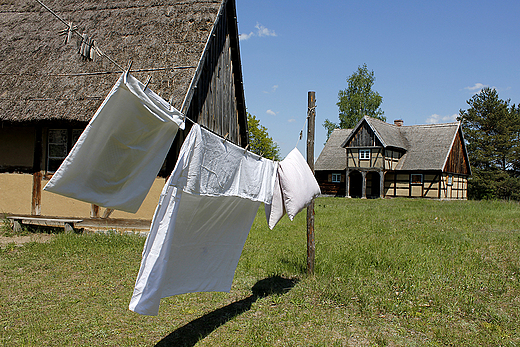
[247,113,281,161]
[323,63,385,139]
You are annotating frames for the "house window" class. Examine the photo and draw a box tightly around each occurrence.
[447,174,453,186]
[410,174,423,185]
[47,128,83,173]
[359,149,370,160]
[332,173,341,183]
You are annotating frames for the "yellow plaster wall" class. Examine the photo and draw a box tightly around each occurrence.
[0,173,33,215]
[0,173,165,219]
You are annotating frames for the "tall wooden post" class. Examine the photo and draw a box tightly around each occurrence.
[307,91,316,275]
[31,172,42,216]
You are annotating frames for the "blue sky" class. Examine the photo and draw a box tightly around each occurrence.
[235,0,520,159]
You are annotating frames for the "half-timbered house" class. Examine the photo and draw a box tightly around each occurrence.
[315,116,471,199]
[0,0,247,218]
[314,128,351,196]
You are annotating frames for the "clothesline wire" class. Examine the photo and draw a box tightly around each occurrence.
[182,115,268,158]
[34,0,195,75]
[34,0,119,70]
[0,66,197,78]
[33,0,298,161]
[34,0,247,154]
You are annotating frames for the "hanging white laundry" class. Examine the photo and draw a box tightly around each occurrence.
[265,147,321,230]
[44,72,184,213]
[129,124,278,316]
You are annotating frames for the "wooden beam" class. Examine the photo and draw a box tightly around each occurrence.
[307,91,316,275]
[91,204,100,218]
[31,172,42,216]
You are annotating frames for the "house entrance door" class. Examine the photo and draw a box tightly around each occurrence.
[349,171,363,198]
[367,171,380,198]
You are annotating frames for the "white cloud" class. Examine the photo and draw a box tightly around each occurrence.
[288,118,296,123]
[266,109,277,116]
[239,23,276,41]
[263,85,279,94]
[239,32,254,41]
[255,23,277,37]
[465,83,488,92]
[426,114,458,124]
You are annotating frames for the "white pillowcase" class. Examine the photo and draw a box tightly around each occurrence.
[265,172,285,230]
[265,148,321,229]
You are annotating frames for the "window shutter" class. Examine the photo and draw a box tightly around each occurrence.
[328,173,332,182]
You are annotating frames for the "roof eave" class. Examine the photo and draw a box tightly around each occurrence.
[440,122,472,176]
[341,115,388,148]
[181,0,227,115]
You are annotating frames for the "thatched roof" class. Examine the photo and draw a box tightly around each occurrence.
[0,0,224,123]
[315,128,352,171]
[396,123,461,171]
[317,116,469,172]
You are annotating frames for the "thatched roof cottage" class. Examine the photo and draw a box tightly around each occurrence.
[315,116,471,199]
[0,0,248,218]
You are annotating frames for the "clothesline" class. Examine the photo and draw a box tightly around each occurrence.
[33,0,303,160]
[0,67,196,77]
[34,0,139,72]
[182,115,256,156]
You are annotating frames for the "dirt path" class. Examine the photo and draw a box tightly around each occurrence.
[0,234,54,248]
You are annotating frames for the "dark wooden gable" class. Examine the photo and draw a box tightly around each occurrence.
[345,120,383,147]
[182,0,246,146]
[443,127,471,175]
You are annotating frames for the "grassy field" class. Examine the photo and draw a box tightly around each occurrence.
[1,197,519,346]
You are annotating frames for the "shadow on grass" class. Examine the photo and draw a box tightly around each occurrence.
[154,275,299,347]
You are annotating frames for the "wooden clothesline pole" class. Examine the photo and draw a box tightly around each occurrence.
[307,91,316,275]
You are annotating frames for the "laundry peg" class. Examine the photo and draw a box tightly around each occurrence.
[243,144,249,154]
[144,75,152,91]
[168,95,174,106]
[66,22,73,44]
[89,39,96,60]
[126,61,133,74]
[222,132,229,143]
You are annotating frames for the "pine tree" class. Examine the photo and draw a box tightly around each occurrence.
[459,88,520,199]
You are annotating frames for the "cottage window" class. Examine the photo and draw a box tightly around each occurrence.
[359,149,370,160]
[447,174,453,186]
[332,173,341,183]
[47,128,83,173]
[410,174,423,185]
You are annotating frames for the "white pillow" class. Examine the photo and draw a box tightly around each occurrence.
[278,148,321,221]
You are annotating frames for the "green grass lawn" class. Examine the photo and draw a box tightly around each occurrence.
[1,198,519,346]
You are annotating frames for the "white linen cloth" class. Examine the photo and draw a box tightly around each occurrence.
[265,147,321,230]
[44,72,184,213]
[129,124,278,316]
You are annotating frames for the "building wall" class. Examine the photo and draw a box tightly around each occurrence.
[315,170,346,196]
[0,173,166,219]
[384,171,467,199]
[383,149,404,170]
[439,173,467,200]
[347,148,384,169]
